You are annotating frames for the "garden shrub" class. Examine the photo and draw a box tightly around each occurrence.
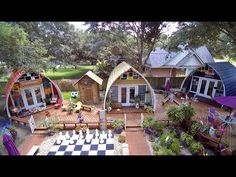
[189,121,203,136]
[180,132,194,146]
[118,135,126,143]
[57,79,77,91]
[189,141,204,154]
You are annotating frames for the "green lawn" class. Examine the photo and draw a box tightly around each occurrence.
[44,65,95,80]
[62,91,80,103]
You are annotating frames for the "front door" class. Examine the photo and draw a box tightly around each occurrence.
[121,87,127,104]
[22,85,44,109]
[84,88,93,103]
[197,78,218,99]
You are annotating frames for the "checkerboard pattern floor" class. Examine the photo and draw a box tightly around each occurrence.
[47,131,115,156]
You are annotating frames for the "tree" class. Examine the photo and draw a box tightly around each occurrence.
[0,22,50,72]
[86,22,166,70]
[166,22,236,60]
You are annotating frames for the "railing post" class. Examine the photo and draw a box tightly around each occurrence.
[124,113,126,130]
[141,113,144,128]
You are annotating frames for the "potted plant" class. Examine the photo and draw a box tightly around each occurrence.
[75,126,81,134]
[118,135,126,143]
[144,102,151,109]
[145,105,153,113]
[142,117,155,135]
[134,95,140,109]
[112,120,124,134]
[47,119,60,136]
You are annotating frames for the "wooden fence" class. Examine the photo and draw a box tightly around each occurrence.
[146,77,185,90]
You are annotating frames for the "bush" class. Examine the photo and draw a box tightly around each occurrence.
[189,121,203,136]
[160,132,175,146]
[118,135,126,143]
[167,105,195,123]
[155,146,176,155]
[57,79,76,91]
[189,142,204,154]
[145,105,153,113]
[142,117,155,129]
[152,121,165,133]
[180,132,194,146]
[112,120,124,129]
[169,139,181,154]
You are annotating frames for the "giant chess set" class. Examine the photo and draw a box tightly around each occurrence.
[47,129,115,156]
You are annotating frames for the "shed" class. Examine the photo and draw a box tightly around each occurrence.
[75,71,103,104]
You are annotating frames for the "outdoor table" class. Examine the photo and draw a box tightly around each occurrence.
[218,114,236,125]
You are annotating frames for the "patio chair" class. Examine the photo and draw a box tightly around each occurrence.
[74,101,82,113]
[61,101,69,111]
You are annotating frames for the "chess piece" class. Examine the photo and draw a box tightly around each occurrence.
[108,130,112,139]
[79,130,83,139]
[100,138,104,144]
[102,131,105,135]
[56,139,61,145]
[86,128,90,135]
[86,138,91,144]
[65,131,70,140]
[59,132,62,137]
[69,138,74,144]
[73,130,75,135]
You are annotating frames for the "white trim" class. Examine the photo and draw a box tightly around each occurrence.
[9,93,15,108]
[189,76,221,99]
[21,85,44,110]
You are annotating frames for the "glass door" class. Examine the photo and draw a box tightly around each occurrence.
[129,87,135,103]
[24,88,34,107]
[121,88,127,104]
[34,87,43,104]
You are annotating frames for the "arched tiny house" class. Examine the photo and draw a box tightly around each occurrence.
[181,62,236,100]
[5,70,63,117]
[104,61,156,111]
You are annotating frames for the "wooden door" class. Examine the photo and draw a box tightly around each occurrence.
[121,87,127,103]
[84,88,93,102]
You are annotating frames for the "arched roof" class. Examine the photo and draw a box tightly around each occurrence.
[104,62,156,111]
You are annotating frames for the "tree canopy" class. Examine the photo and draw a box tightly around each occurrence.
[166,22,236,60]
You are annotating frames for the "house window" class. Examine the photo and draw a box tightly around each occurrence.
[215,81,224,96]
[190,77,199,93]
[110,86,118,102]
[133,73,139,79]
[138,85,146,103]
[121,73,127,80]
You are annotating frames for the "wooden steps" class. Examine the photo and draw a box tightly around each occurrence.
[125,127,143,132]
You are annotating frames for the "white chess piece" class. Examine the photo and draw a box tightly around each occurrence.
[86,138,91,143]
[73,130,75,135]
[79,130,83,139]
[65,131,70,140]
[86,128,90,135]
[108,130,112,139]
[56,139,61,145]
[95,129,98,134]
[69,138,74,144]
[102,131,105,135]
[59,132,62,136]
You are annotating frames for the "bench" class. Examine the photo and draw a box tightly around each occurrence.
[82,105,92,112]
[27,145,39,155]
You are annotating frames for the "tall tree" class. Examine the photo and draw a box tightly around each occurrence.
[86,22,166,70]
[0,22,49,72]
[166,22,236,59]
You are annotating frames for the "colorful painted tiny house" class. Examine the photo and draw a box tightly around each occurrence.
[181,62,236,100]
[5,70,63,117]
[104,62,156,111]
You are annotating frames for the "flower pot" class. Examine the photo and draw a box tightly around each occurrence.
[145,128,152,135]
[208,116,214,123]
[114,128,122,134]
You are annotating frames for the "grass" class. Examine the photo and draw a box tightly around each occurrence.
[62,91,80,103]
[44,65,96,80]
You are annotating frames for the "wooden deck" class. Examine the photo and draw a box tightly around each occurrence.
[109,106,146,114]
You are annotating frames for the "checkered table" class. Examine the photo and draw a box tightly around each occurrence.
[47,131,115,156]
